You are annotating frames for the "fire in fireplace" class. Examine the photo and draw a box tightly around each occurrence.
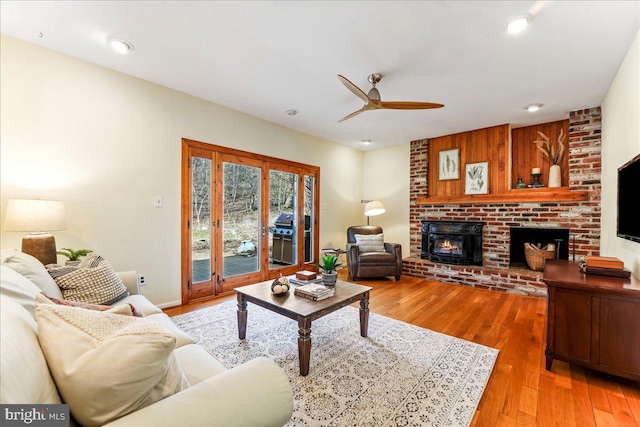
[421,220,484,266]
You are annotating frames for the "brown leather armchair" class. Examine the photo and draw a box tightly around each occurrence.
[346,225,402,281]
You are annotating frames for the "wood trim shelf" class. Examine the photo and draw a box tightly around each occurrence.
[416,187,588,205]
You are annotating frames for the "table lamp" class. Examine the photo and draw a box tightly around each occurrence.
[3,199,66,265]
[362,200,385,225]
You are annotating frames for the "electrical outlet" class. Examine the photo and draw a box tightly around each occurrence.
[138,274,147,286]
[153,195,163,208]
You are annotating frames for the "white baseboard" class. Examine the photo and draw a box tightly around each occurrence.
[156,300,182,309]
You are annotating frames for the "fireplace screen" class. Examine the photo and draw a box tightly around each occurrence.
[433,238,463,256]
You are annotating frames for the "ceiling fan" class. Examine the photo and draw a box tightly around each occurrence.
[337,73,444,122]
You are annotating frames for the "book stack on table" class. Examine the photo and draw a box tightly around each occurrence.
[294,283,335,301]
[580,256,631,278]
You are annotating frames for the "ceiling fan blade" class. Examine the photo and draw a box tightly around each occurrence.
[338,106,367,123]
[378,101,444,110]
[337,75,369,103]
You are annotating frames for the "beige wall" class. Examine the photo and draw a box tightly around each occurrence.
[362,145,410,258]
[0,35,364,307]
[601,30,640,278]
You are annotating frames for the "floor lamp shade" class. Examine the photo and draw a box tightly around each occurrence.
[4,199,66,265]
[363,200,385,225]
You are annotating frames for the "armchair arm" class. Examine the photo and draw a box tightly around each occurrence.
[116,271,140,295]
[104,357,293,427]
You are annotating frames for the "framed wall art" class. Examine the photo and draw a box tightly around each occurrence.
[438,148,459,180]
[465,162,488,194]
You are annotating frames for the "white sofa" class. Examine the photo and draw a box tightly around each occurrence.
[0,251,293,427]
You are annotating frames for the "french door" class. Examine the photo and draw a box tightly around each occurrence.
[181,139,320,304]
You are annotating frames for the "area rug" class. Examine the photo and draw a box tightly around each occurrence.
[172,300,498,427]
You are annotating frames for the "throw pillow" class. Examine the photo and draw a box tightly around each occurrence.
[46,253,129,305]
[354,233,386,253]
[36,303,190,427]
[2,250,64,299]
[35,292,143,317]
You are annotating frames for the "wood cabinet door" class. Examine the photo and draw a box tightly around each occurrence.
[553,290,591,363]
[599,297,640,374]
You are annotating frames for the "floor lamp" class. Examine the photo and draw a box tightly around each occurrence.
[3,199,66,265]
[362,200,386,225]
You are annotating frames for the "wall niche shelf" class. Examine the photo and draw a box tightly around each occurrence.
[416,187,588,205]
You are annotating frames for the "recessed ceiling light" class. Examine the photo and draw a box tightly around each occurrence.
[527,103,542,112]
[286,109,298,116]
[361,139,372,145]
[108,37,134,54]
[507,16,529,34]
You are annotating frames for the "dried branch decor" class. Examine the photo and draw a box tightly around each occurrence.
[534,129,565,165]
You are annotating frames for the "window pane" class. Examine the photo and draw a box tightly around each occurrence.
[269,170,298,268]
[222,162,260,278]
[191,157,211,283]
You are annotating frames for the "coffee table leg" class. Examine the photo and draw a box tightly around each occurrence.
[360,291,370,337]
[237,293,247,340]
[298,317,312,376]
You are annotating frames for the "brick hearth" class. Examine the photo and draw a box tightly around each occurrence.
[403,107,602,297]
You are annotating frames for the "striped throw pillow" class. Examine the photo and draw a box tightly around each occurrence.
[46,253,129,305]
[354,233,386,253]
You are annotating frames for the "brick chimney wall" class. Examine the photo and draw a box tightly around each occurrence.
[403,107,602,297]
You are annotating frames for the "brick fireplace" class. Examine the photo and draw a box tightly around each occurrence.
[403,107,602,297]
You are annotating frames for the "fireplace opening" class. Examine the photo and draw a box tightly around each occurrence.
[421,220,484,266]
[509,227,570,267]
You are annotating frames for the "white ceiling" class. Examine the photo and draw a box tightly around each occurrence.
[1,1,638,151]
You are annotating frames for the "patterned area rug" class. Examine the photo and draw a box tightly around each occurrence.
[172,300,498,427]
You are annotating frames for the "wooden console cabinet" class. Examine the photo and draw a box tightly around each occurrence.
[542,260,640,381]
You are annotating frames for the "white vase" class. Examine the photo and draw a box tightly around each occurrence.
[549,164,562,188]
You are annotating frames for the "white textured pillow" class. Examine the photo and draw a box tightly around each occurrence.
[36,303,190,427]
[354,233,386,253]
[46,253,128,305]
[2,250,64,299]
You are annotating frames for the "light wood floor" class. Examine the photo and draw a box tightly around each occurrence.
[164,272,640,427]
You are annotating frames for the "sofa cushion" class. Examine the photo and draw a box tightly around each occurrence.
[46,253,129,305]
[0,298,62,404]
[35,292,140,317]
[146,313,195,348]
[0,265,42,317]
[354,233,386,253]
[36,303,190,427]
[359,251,398,264]
[115,294,163,316]
[174,344,228,385]
[2,250,63,299]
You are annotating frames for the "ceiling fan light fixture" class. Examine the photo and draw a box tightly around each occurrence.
[507,16,530,34]
[108,37,134,54]
[527,103,542,112]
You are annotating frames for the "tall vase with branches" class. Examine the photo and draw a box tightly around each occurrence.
[534,129,565,187]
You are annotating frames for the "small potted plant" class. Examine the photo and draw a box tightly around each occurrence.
[314,253,342,286]
[57,248,92,266]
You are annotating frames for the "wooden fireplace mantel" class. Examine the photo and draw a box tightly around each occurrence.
[416,187,588,205]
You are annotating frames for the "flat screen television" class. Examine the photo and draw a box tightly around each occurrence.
[617,153,640,243]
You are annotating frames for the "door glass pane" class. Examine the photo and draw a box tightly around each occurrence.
[269,170,298,269]
[304,175,315,263]
[192,157,211,283]
[222,162,260,278]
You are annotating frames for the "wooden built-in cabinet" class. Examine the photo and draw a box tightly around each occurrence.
[542,260,640,382]
[420,120,581,205]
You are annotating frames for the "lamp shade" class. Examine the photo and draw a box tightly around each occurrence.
[364,201,385,217]
[4,199,66,232]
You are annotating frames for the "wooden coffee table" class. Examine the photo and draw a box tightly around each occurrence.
[235,280,372,376]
